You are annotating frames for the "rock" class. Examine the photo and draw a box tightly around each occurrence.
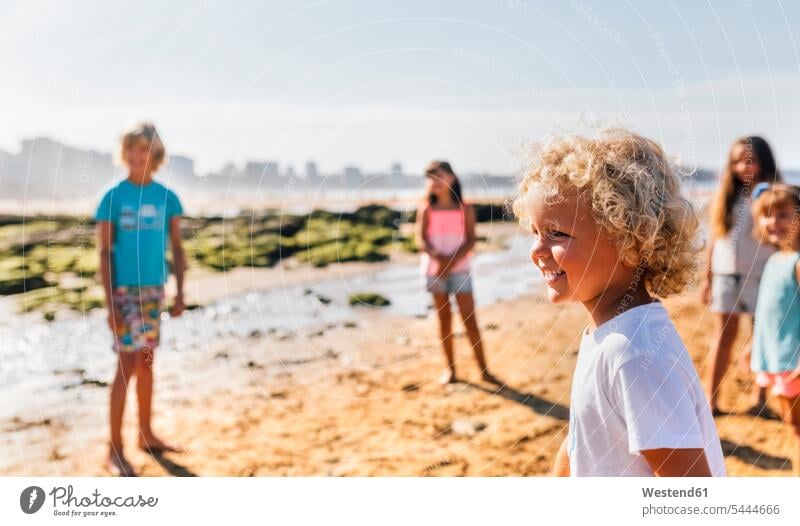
[323,349,340,360]
[449,419,487,438]
[80,377,108,388]
[62,376,108,390]
[271,329,295,341]
[316,294,332,305]
[348,292,390,307]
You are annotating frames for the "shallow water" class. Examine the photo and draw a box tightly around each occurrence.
[0,231,539,403]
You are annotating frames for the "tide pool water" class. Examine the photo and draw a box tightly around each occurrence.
[0,231,539,406]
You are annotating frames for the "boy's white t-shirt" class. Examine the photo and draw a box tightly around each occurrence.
[567,301,726,476]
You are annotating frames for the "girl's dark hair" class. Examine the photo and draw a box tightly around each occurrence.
[425,160,463,206]
[711,136,781,238]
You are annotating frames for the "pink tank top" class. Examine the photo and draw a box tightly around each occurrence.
[422,207,470,276]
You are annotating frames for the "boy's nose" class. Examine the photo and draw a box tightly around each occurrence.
[530,238,549,261]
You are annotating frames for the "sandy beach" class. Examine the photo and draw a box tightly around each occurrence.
[1,272,795,476]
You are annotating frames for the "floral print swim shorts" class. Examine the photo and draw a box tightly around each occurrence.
[110,286,165,353]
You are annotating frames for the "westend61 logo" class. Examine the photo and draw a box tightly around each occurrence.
[19,485,158,518]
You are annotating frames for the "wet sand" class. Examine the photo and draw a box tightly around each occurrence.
[0,285,795,476]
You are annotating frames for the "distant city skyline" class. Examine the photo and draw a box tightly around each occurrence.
[1,1,798,174]
[0,132,519,178]
[0,134,520,201]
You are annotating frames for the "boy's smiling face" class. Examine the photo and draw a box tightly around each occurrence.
[524,183,631,306]
[123,138,157,178]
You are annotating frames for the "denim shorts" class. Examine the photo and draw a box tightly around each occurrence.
[710,274,759,314]
[426,272,473,295]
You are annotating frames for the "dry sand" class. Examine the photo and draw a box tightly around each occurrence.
[1,285,795,476]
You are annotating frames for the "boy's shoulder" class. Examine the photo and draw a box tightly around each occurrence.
[590,302,683,370]
[98,178,127,195]
[148,179,180,197]
[96,180,128,209]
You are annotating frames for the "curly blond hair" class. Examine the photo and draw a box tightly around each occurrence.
[513,128,700,297]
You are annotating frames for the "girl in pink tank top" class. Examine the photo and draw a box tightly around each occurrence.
[422,207,470,276]
[415,160,501,386]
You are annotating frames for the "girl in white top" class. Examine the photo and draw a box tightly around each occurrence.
[514,129,726,476]
[701,136,780,416]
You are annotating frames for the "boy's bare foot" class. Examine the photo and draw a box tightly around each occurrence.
[481,371,503,386]
[438,370,458,385]
[138,436,185,454]
[106,450,137,477]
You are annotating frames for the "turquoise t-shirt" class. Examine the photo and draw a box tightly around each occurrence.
[752,251,800,373]
[95,179,183,287]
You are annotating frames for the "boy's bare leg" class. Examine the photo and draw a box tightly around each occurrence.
[455,293,500,385]
[107,352,138,476]
[433,293,457,384]
[136,347,182,453]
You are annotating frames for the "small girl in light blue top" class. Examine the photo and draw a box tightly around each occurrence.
[750,182,800,475]
[751,252,800,372]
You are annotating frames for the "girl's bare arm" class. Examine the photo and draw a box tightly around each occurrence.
[415,204,438,257]
[452,204,477,261]
[789,260,800,381]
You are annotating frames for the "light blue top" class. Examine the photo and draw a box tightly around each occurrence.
[95,179,183,287]
[752,251,800,373]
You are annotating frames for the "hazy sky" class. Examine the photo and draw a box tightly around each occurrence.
[1,0,798,174]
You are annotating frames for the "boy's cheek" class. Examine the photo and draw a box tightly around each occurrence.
[550,246,568,266]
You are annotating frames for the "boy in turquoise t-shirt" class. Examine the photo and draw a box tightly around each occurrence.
[95,122,187,476]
